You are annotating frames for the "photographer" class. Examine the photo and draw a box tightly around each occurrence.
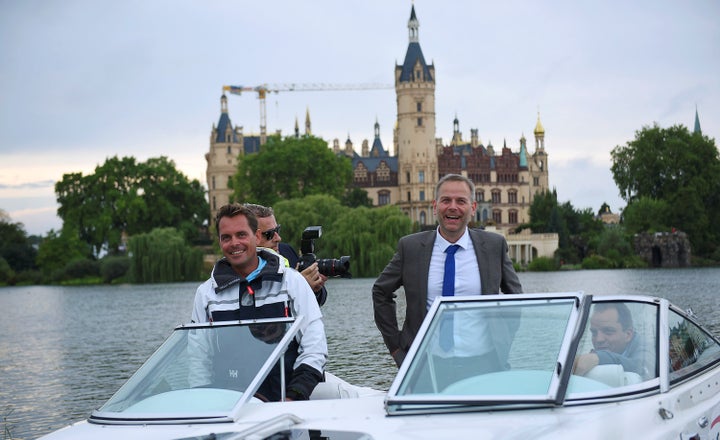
[244,203,328,306]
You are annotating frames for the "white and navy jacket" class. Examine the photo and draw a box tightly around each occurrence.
[191,248,327,400]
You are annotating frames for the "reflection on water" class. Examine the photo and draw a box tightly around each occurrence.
[1,268,719,439]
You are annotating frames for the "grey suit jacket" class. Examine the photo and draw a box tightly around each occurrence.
[372,228,523,366]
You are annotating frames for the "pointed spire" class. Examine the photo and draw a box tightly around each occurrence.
[305,107,312,136]
[408,4,419,43]
[221,94,228,114]
[694,105,702,134]
[374,117,380,138]
[294,116,299,138]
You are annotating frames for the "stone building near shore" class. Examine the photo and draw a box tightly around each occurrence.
[633,231,692,268]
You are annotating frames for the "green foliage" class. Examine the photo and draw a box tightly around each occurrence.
[0,257,13,284]
[55,156,209,256]
[271,195,412,278]
[273,195,350,251]
[36,228,92,276]
[342,187,373,208]
[622,197,670,234]
[100,256,131,284]
[0,219,37,272]
[581,255,615,269]
[232,135,353,207]
[596,226,632,261]
[529,189,605,264]
[128,228,204,283]
[611,123,720,257]
[527,256,559,272]
[63,258,101,280]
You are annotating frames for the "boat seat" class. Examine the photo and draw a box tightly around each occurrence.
[310,372,384,400]
[585,364,642,387]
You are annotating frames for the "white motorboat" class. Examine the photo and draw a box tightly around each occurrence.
[39,292,720,439]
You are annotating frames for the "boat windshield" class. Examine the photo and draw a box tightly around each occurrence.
[91,317,301,424]
[386,293,591,414]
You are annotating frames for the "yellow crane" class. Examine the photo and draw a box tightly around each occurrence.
[222,83,393,144]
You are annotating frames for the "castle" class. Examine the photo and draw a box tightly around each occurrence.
[205,5,557,263]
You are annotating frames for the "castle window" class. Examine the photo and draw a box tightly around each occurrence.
[417,102,422,112]
[419,190,425,201]
[212,196,217,211]
[406,172,411,183]
[508,191,517,204]
[407,191,411,202]
[418,170,425,183]
[227,146,232,154]
[476,191,484,202]
[377,162,390,181]
[493,210,502,224]
[378,191,390,206]
[492,190,501,204]
[419,211,427,225]
[354,164,368,182]
[212,176,216,190]
[533,177,539,186]
[417,117,423,127]
[509,210,518,224]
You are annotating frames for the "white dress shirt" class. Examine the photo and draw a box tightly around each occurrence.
[427,227,491,357]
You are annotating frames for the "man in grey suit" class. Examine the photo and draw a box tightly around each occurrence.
[373,174,523,371]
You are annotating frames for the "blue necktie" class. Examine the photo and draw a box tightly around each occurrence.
[440,244,459,350]
[442,244,460,296]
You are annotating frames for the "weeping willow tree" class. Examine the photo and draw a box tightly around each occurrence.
[274,196,412,278]
[128,227,204,283]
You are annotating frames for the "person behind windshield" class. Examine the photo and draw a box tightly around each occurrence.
[574,302,652,380]
[373,173,523,371]
[244,203,328,306]
[190,203,327,401]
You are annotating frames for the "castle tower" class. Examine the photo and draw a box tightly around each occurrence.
[531,112,549,193]
[395,4,437,225]
[205,94,243,222]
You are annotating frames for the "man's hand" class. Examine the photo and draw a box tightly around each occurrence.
[299,262,327,292]
[573,352,600,376]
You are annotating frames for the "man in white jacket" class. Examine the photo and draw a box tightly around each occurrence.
[191,203,327,401]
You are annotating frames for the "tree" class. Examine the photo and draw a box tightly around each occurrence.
[35,227,93,277]
[272,195,412,278]
[0,218,37,273]
[128,227,204,283]
[56,156,209,255]
[621,197,670,235]
[342,187,373,208]
[611,124,720,257]
[232,135,353,207]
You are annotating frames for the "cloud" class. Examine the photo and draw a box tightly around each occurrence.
[0,180,55,190]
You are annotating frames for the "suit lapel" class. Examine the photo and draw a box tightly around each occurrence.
[470,229,490,294]
[418,231,436,310]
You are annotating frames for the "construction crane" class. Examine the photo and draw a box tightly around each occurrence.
[222,83,393,144]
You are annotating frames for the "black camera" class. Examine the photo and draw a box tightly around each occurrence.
[298,226,351,278]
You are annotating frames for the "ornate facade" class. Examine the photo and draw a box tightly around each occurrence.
[204,5,555,260]
[346,5,550,233]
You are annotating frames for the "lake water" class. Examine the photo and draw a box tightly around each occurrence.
[1,268,719,439]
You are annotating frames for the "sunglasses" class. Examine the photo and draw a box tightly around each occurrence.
[261,225,281,241]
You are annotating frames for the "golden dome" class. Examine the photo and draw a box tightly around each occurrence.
[534,112,545,136]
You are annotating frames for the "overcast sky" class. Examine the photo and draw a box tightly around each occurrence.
[1,0,718,236]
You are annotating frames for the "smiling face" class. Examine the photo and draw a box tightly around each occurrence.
[433,179,477,242]
[218,213,260,277]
